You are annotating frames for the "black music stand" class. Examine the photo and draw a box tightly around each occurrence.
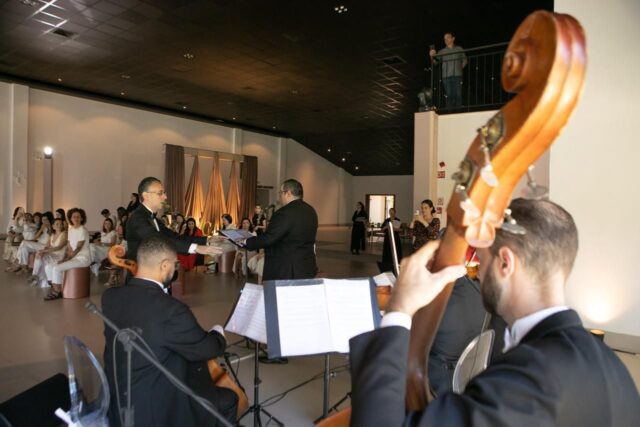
[238,341,284,427]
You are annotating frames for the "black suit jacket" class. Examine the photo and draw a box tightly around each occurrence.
[244,198,318,281]
[125,205,206,260]
[349,309,639,427]
[102,277,235,427]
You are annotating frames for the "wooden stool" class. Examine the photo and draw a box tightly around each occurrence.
[218,251,235,274]
[28,253,36,269]
[62,267,90,299]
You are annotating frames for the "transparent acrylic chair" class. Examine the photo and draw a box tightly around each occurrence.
[452,329,495,394]
[60,336,110,427]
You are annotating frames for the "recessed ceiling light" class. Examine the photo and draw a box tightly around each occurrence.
[20,0,37,6]
[334,5,348,13]
[232,117,236,120]
[272,126,276,129]
[355,166,359,170]
[290,89,298,95]
[57,77,62,82]
[327,148,332,152]
[183,53,194,60]
[182,105,187,110]
[120,91,125,96]
[341,157,346,162]
[121,74,131,79]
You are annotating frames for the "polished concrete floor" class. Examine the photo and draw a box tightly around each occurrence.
[1,227,638,426]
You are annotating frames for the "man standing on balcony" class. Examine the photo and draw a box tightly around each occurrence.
[430,32,467,109]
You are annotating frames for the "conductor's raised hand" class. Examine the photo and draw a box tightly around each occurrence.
[386,241,466,317]
[195,245,223,256]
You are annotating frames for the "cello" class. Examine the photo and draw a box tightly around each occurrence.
[107,244,250,420]
[318,10,586,426]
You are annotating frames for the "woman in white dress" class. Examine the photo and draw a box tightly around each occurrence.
[28,217,67,287]
[3,207,25,262]
[233,217,257,278]
[9,212,54,274]
[44,208,91,301]
[89,218,117,276]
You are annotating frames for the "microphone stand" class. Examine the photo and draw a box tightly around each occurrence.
[85,302,233,427]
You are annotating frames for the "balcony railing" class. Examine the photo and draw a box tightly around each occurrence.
[420,42,512,114]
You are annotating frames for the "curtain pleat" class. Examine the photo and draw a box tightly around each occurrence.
[164,144,185,214]
[184,155,205,224]
[239,156,258,222]
[203,153,227,230]
[226,161,241,225]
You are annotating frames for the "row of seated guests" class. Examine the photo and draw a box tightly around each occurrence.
[4,208,91,300]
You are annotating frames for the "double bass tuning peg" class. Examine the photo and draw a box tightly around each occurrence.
[501,208,526,235]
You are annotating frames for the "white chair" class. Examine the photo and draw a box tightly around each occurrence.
[56,336,109,427]
[452,329,495,394]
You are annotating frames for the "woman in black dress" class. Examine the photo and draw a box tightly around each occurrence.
[350,202,368,254]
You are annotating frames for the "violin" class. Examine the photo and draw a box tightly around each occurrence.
[107,245,250,420]
[318,10,586,426]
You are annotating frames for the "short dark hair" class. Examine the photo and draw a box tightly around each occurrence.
[421,199,436,214]
[222,213,233,225]
[281,179,303,198]
[137,235,177,267]
[67,208,87,225]
[101,209,110,216]
[138,177,162,201]
[445,31,455,38]
[490,198,578,285]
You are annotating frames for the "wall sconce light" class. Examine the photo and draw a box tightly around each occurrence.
[590,329,605,341]
[43,146,53,159]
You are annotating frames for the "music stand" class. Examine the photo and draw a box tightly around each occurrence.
[238,342,284,427]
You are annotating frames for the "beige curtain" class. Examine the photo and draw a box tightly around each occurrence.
[164,144,185,214]
[226,161,241,225]
[184,155,205,224]
[203,153,227,230]
[239,156,258,221]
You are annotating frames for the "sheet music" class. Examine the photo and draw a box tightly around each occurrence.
[275,285,334,356]
[225,283,267,344]
[268,279,377,356]
[373,272,396,287]
[324,279,376,353]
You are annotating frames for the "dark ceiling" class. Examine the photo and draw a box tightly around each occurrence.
[0,0,552,175]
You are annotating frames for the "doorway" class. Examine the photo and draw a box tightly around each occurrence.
[366,194,395,226]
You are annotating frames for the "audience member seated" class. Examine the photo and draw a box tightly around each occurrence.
[8,211,54,275]
[89,218,117,277]
[102,235,238,427]
[3,207,26,263]
[43,208,91,301]
[247,249,265,284]
[177,217,203,271]
[100,208,118,229]
[116,209,128,244]
[233,217,256,278]
[171,213,186,234]
[54,208,67,230]
[28,218,67,287]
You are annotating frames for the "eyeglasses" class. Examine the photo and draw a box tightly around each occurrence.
[147,190,166,196]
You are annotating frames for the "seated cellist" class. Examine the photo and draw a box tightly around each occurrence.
[102,235,238,426]
[348,199,639,427]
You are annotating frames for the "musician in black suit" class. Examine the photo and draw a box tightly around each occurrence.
[125,177,220,262]
[102,235,238,427]
[349,199,639,427]
[243,179,318,281]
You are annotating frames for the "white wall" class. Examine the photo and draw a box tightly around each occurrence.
[553,0,640,335]
[352,175,413,223]
[285,139,353,225]
[0,84,353,231]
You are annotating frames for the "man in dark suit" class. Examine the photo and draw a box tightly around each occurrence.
[125,176,219,262]
[349,199,639,426]
[102,235,238,427]
[243,179,318,281]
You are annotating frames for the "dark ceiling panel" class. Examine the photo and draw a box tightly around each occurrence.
[0,0,552,175]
